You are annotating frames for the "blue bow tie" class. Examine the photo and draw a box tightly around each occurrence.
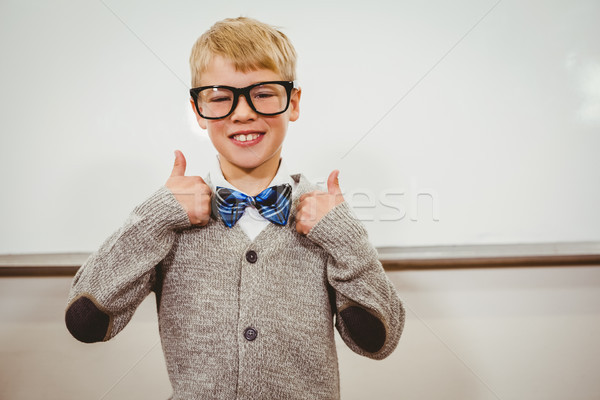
[214,184,292,228]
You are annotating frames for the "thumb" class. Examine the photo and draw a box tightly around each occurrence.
[170,150,187,177]
[327,170,342,195]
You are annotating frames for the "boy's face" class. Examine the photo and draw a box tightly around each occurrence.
[191,55,300,172]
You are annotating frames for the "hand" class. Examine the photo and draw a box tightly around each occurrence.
[296,170,345,235]
[165,150,212,226]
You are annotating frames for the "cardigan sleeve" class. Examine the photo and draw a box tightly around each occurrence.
[307,201,405,360]
[65,186,190,343]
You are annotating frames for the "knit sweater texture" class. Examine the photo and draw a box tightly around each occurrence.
[66,173,405,399]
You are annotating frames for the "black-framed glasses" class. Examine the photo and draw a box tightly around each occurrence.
[190,81,298,120]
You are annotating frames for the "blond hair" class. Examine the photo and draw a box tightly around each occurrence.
[189,17,297,87]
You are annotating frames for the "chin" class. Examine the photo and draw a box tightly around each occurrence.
[218,143,281,170]
[223,154,265,170]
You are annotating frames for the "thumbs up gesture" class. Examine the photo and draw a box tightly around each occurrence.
[165,150,212,226]
[296,170,345,235]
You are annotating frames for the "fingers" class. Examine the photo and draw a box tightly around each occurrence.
[298,190,323,206]
[170,150,187,177]
[194,175,209,187]
[327,170,341,195]
[296,171,345,235]
[166,150,212,226]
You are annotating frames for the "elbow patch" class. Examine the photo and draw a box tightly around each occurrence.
[65,295,111,343]
[339,306,386,353]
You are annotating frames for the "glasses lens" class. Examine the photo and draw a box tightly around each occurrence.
[197,87,235,119]
[249,83,288,115]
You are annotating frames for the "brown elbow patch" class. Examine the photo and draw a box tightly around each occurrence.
[339,306,386,353]
[65,295,111,343]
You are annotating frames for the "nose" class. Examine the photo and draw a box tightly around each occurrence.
[230,94,257,122]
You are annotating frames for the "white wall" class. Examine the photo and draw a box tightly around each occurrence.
[1,0,599,254]
[2,267,599,399]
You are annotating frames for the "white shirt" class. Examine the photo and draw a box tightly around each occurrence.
[207,155,298,241]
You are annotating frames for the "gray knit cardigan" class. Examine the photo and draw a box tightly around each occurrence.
[66,174,405,399]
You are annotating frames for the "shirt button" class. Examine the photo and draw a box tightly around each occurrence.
[246,250,258,263]
[244,327,258,341]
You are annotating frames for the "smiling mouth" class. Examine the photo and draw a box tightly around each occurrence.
[230,132,264,142]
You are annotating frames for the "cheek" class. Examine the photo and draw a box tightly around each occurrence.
[267,118,289,138]
[206,121,227,138]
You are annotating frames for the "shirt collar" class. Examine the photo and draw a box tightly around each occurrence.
[207,155,296,195]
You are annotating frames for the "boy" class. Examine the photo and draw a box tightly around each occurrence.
[66,17,404,399]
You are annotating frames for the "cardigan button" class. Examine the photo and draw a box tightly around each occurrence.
[244,327,258,341]
[246,250,258,263]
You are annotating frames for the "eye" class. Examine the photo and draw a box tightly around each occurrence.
[254,90,276,99]
[202,88,233,103]
[209,95,232,103]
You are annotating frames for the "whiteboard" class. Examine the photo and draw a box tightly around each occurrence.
[1,0,599,254]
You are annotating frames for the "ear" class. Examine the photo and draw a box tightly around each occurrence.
[288,88,301,122]
[190,98,207,130]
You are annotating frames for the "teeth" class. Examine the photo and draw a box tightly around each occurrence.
[233,133,260,142]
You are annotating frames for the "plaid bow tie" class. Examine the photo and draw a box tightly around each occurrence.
[214,184,292,228]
